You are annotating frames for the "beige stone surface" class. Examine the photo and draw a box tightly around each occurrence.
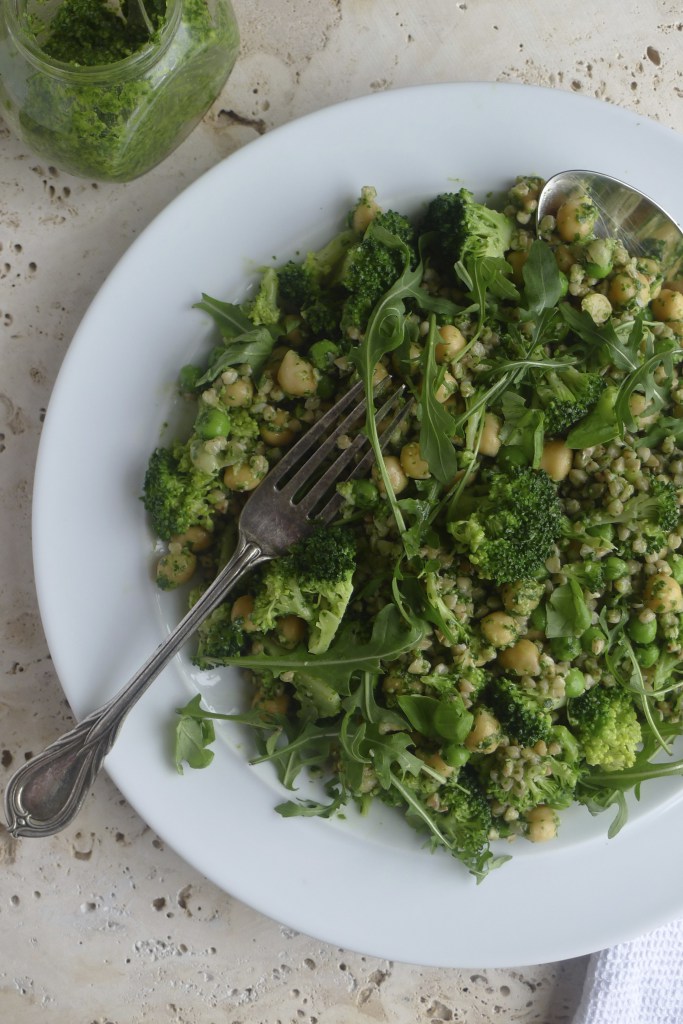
[1,0,682,1018]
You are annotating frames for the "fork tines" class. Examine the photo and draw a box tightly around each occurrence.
[267,380,411,525]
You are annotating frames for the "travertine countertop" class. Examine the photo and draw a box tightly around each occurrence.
[1,1,682,1019]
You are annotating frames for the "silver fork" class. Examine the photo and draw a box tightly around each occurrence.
[4,379,411,839]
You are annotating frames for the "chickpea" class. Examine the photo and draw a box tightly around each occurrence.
[400,441,431,480]
[526,805,558,842]
[498,638,542,676]
[480,611,519,649]
[252,689,290,716]
[435,324,466,363]
[373,361,389,386]
[170,525,212,552]
[373,455,408,495]
[277,614,307,645]
[231,594,258,631]
[393,343,421,377]
[643,573,683,615]
[581,292,612,325]
[260,408,298,447]
[422,752,454,778]
[628,392,658,426]
[506,250,528,286]
[277,349,317,397]
[156,549,196,590]
[478,412,502,457]
[556,195,597,243]
[652,288,683,323]
[223,378,253,408]
[223,460,264,492]
[465,708,502,753]
[500,578,544,616]
[540,439,573,482]
[608,271,647,308]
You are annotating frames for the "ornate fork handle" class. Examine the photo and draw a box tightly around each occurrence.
[4,536,266,838]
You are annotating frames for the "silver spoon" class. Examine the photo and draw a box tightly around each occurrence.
[536,169,683,276]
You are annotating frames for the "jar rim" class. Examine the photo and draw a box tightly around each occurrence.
[4,0,183,80]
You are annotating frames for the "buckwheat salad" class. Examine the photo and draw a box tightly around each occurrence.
[142,176,683,880]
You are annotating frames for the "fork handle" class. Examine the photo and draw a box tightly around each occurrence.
[4,535,266,838]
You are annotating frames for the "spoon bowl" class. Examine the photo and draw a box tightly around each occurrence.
[537,169,683,276]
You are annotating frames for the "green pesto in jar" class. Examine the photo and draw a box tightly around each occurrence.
[1,0,239,181]
[39,0,166,66]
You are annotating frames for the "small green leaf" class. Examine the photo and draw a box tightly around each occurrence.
[545,577,592,638]
[522,240,565,313]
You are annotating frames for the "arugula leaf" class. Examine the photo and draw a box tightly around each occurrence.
[560,304,639,373]
[194,293,275,383]
[219,604,425,690]
[522,239,565,314]
[566,385,620,449]
[194,293,255,337]
[418,317,458,484]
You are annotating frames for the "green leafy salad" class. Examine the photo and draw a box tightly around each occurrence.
[143,177,683,880]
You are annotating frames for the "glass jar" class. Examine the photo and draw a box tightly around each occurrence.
[0,0,239,181]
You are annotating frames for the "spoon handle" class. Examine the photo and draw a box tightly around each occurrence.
[4,536,266,838]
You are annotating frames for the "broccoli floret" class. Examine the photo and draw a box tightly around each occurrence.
[486,676,553,747]
[593,479,680,553]
[570,684,642,771]
[192,603,246,668]
[479,745,580,813]
[338,233,408,333]
[142,444,217,542]
[251,526,356,654]
[422,188,513,270]
[247,266,280,326]
[447,467,563,584]
[536,366,607,437]
[277,261,316,313]
[372,209,416,248]
[285,524,356,583]
[438,766,496,880]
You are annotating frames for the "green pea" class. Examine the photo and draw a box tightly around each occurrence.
[587,523,614,543]
[581,626,607,655]
[316,374,336,399]
[558,271,569,297]
[530,603,547,631]
[668,554,683,585]
[309,339,340,370]
[636,644,660,668]
[550,635,581,661]
[604,556,629,581]
[627,615,658,645]
[196,408,230,439]
[443,744,471,768]
[564,668,586,698]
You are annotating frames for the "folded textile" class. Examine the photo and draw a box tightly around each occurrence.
[573,919,683,1024]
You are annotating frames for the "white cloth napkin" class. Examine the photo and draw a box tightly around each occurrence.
[573,920,683,1024]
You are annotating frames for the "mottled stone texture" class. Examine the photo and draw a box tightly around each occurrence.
[1,0,681,1017]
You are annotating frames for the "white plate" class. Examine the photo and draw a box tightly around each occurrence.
[33,82,683,968]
